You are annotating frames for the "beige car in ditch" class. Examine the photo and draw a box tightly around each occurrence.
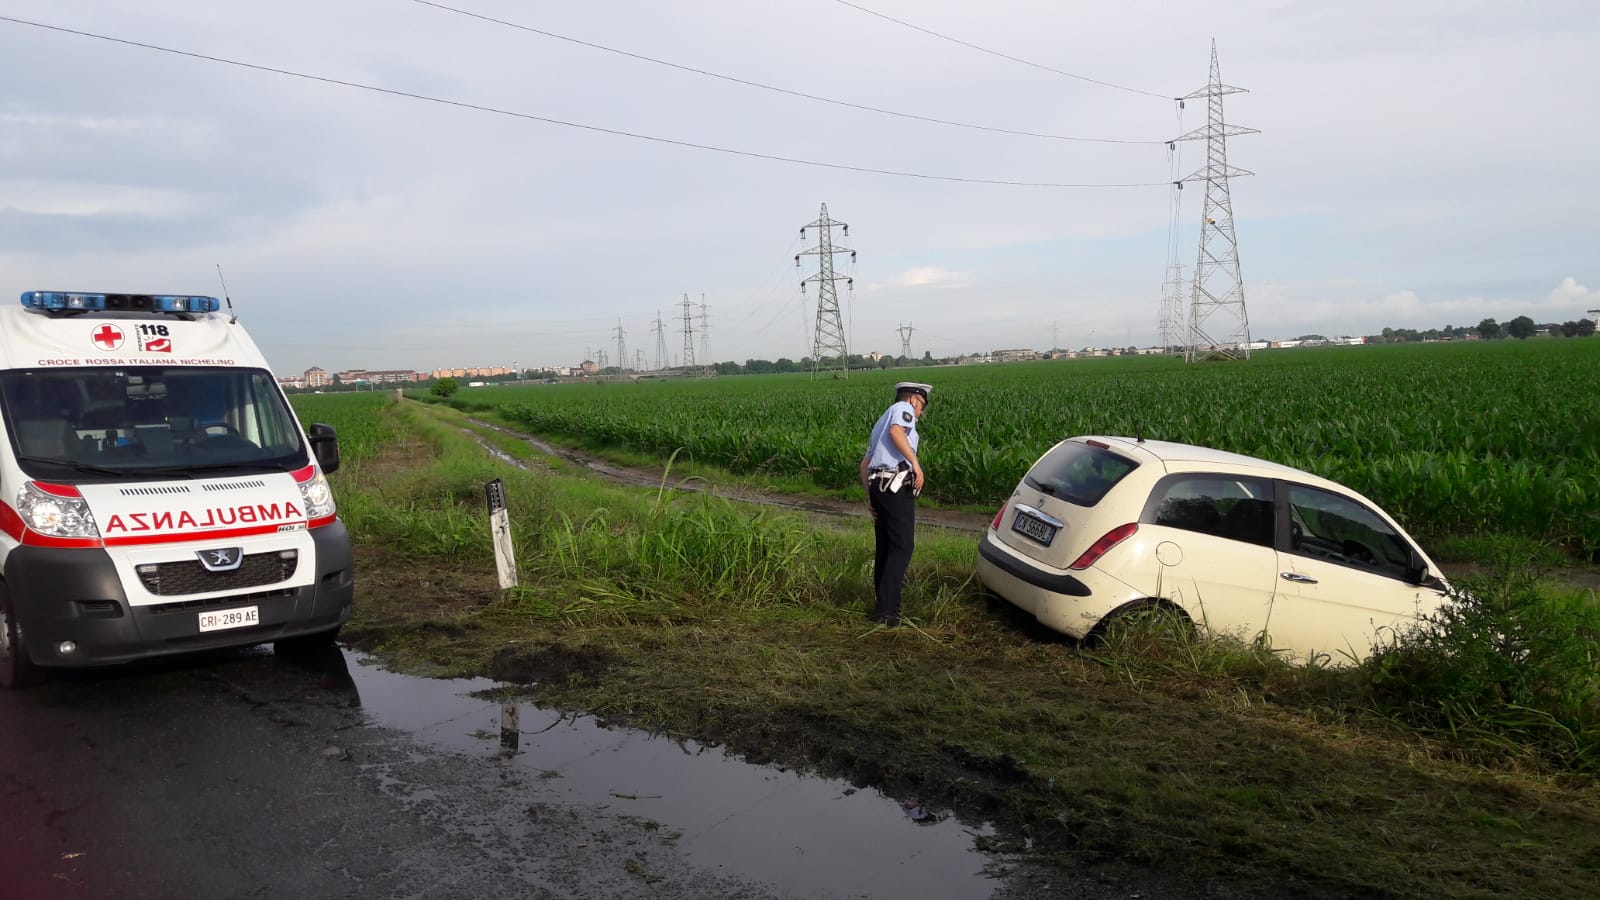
[975,436,1450,664]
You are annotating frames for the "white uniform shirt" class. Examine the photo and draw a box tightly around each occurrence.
[865,400,920,470]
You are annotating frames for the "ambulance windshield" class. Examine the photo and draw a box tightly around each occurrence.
[2,367,306,479]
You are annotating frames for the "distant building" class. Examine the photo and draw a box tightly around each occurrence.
[339,369,425,384]
[991,348,1038,363]
[579,360,599,376]
[429,366,513,380]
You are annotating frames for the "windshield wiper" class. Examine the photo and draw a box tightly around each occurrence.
[133,461,298,478]
[15,456,124,477]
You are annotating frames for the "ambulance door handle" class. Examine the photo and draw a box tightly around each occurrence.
[1279,572,1317,584]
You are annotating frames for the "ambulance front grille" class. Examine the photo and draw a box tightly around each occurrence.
[148,588,295,616]
[138,552,299,597]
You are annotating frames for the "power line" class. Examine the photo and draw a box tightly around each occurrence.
[409,0,1163,145]
[832,0,1170,100]
[0,15,1169,190]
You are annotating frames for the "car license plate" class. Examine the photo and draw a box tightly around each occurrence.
[1012,511,1058,546]
[198,606,259,633]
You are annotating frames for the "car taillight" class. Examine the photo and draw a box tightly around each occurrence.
[1068,523,1137,570]
[990,504,1006,530]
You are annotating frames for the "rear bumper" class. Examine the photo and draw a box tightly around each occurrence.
[977,535,1091,596]
[4,522,354,668]
[976,531,1133,638]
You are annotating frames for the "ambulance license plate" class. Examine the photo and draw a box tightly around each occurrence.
[198,606,259,633]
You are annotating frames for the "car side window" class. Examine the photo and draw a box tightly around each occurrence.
[1146,475,1275,548]
[1285,484,1411,579]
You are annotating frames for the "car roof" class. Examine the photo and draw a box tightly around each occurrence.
[1077,436,1323,479]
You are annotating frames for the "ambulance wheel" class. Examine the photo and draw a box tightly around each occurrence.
[0,584,44,689]
[274,626,342,656]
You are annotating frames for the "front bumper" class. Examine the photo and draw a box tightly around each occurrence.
[4,522,354,668]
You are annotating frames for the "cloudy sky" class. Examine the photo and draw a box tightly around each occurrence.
[1,1,1594,373]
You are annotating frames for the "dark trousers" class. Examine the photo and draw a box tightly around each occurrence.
[869,480,917,624]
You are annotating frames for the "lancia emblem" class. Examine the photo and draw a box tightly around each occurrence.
[197,547,244,572]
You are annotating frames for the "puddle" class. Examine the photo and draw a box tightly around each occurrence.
[344,649,1004,899]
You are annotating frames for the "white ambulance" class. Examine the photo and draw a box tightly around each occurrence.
[0,291,353,687]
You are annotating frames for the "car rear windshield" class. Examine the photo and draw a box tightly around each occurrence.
[1023,441,1140,507]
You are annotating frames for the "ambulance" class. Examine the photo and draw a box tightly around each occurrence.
[0,291,354,687]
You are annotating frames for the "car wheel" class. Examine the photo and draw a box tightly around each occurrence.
[1086,600,1195,650]
[274,626,342,656]
[0,583,45,689]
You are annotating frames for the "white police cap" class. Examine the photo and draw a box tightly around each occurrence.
[894,381,932,400]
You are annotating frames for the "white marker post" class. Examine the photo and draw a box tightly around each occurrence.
[499,701,520,756]
[485,478,518,590]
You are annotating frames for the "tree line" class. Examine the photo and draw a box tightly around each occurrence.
[1367,316,1595,343]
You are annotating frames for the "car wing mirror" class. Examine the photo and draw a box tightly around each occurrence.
[308,422,341,475]
[1404,548,1428,585]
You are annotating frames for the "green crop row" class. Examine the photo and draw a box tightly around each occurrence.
[423,339,1600,553]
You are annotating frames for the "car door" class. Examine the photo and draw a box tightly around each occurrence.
[1272,482,1441,663]
[1138,474,1280,642]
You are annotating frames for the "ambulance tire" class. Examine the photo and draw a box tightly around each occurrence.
[274,626,342,656]
[0,583,44,689]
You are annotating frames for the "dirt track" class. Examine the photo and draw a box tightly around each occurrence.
[462,416,991,534]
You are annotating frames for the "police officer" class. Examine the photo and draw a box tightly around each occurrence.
[860,381,931,626]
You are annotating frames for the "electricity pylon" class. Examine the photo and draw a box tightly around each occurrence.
[679,293,696,373]
[1172,41,1257,362]
[613,319,627,374]
[1158,262,1187,353]
[652,311,668,371]
[898,322,915,359]
[698,295,713,377]
[796,203,855,378]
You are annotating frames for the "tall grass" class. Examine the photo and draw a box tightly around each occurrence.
[1365,559,1600,771]
[303,395,947,627]
[1086,559,1600,772]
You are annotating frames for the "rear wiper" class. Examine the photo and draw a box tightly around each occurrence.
[15,456,124,477]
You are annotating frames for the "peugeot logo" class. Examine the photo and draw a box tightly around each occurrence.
[197,547,244,573]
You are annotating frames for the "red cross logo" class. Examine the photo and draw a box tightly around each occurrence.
[91,324,124,351]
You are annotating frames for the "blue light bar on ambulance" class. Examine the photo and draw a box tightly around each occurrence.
[20,291,222,313]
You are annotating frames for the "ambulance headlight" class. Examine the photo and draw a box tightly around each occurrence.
[297,470,336,519]
[18,482,100,539]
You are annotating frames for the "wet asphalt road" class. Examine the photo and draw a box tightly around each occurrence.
[0,647,798,900]
[0,647,1202,900]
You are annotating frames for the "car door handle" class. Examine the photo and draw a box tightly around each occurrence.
[1280,572,1318,584]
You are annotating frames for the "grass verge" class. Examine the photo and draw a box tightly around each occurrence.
[315,396,1600,899]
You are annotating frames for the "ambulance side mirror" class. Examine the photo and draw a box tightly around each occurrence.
[308,422,341,475]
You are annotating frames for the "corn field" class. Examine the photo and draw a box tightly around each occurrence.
[411,340,1598,553]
